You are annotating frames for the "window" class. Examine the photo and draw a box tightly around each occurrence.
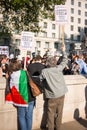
[85,12,87,17]
[78,10,81,15]
[36,41,41,48]
[78,2,81,7]
[52,24,55,29]
[78,27,81,32]
[34,32,38,37]
[71,8,74,14]
[71,34,74,40]
[52,33,55,38]
[78,18,81,24]
[54,42,59,49]
[71,25,74,31]
[71,0,74,5]
[15,39,20,46]
[84,27,87,34]
[45,42,49,49]
[37,50,41,55]
[71,17,74,22]
[43,32,47,37]
[77,35,80,41]
[4,38,10,46]
[43,22,47,28]
[85,4,87,8]
[85,20,87,25]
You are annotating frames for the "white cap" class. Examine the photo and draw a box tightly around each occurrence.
[9,54,14,59]
[17,55,22,61]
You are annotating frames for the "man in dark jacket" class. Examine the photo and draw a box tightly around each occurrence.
[27,55,45,92]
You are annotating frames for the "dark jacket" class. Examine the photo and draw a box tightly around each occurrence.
[27,62,45,92]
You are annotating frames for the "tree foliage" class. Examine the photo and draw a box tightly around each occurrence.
[0,0,66,33]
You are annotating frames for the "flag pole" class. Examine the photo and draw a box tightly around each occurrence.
[62,24,65,46]
[24,50,27,70]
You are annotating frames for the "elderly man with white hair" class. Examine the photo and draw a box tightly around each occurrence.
[40,44,68,130]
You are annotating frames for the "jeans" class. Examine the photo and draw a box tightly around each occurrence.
[17,101,34,130]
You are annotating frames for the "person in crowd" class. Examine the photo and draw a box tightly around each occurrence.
[41,57,47,66]
[71,61,80,75]
[17,55,22,64]
[27,55,46,129]
[21,56,30,69]
[5,58,35,130]
[73,54,87,75]
[63,55,73,75]
[54,51,72,75]
[84,54,87,64]
[29,57,36,64]
[0,54,8,77]
[40,44,68,130]
[9,54,14,60]
[27,55,45,93]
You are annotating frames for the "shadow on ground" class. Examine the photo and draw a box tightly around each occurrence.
[61,120,86,130]
[73,107,87,128]
[34,120,87,130]
[76,117,87,128]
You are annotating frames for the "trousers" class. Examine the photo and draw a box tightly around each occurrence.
[47,95,65,130]
[17,101,34,130]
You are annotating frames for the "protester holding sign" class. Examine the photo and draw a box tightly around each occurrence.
[40,44,68,130]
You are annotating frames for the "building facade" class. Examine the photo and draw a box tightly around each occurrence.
[14,0,87,57]
[0,0,87,57]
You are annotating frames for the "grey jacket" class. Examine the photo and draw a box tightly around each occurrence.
[40,52,68,98]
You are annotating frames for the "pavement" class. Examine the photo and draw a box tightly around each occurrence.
[33,118,87,130]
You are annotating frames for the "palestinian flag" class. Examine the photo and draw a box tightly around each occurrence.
[5,70,29,107]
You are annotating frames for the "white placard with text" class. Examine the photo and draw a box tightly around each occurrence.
[21,31,34,50]
[55,5,68,24]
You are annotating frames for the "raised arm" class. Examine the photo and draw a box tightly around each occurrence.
[57,43,68,71]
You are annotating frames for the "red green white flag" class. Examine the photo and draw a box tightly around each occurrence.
[6,70,28,107]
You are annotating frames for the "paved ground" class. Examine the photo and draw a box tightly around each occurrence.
[33,118,87,130]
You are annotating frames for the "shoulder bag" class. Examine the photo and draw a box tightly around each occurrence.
[27,71,42,97]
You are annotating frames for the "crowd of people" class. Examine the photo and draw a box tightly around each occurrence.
[0,45,87,130]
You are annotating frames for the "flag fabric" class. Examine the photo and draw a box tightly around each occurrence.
[5,70,29,107]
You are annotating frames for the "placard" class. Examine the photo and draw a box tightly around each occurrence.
[55,5,68,24]
[0,46,9,57]
[21,31,34,49]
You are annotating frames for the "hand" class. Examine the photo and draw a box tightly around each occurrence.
[5,73,9,79]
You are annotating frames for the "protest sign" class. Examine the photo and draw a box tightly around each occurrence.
[55,5,68,24]
[21,31,34,49]
[21,31,34,69]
